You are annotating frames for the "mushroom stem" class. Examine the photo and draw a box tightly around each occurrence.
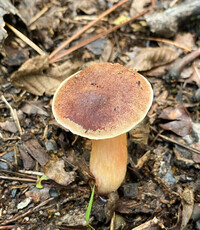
[90,134,127,194]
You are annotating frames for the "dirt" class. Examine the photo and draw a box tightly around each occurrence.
[0,0,200,229]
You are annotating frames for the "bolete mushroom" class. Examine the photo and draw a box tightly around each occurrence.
[52,62,153,194]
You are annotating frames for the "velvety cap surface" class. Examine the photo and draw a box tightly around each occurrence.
[52,62,153,139]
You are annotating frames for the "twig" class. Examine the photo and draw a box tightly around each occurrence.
[0,136,21,141]
[0,175,36,182]
[136,150,151,169]
[28,4,50,25]
[18,170,43,176]
[168,48,200,80]
[158,134,200,155]
[49,0,129,60]
[139,36,192,52]
[0,226,15,229]
[1,95,23,135]
[0,169,37,179]
[6,23,46,56]
[110,212,115,230]
[0,197,55,226]
[50,8,150,63]
[132,217,159,229]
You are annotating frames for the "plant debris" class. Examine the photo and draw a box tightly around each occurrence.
[0,0,200,229]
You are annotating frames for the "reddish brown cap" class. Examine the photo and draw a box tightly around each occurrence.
[52,62,153,139]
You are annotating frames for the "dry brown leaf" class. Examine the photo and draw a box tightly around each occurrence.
[180,186,194,230]
[127,47,178,71]
[21,132,49,166]
[21,101,48,116]
[159,104,192,137]
[11,55,81,96]
[44,159,75,186]
[0,120,18,133]
[25,186,50,203]
[129,117,150,145]
[0,0,24,45]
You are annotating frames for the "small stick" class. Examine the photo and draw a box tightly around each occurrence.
[50,8,150,62]
[158,134,200,155]
[136,150,151,169]
[132,217,159,230]
[110,212,115,230]
[1,95,23,135]
[6,23,46,56]
[28,4,50,25]
[0,226,15,229]
[139,36,192,52]
[18,170,43,176]
[0,175,36,182]
[168,48,200,79]
[0,197,55,226]
[49,0,129,59]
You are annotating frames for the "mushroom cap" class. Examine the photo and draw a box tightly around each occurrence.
[52,62,153,139]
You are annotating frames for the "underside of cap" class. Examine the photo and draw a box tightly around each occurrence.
[52,62,153,139]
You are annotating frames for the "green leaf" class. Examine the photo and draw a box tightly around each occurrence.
[85,185,95,230]
[36,174,49,189]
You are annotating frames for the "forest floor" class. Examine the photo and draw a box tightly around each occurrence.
[0,0,200,229]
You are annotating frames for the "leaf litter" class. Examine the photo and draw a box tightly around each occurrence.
[1,0,200,229]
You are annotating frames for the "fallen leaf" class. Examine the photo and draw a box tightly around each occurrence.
[86,38,107,55]
[0,0,24,45]
[44,159,75,186]
[73,0,98,15]
[19,146,35,170]
[180,187,194,230]
[25,186,50,203]
[21,101,48,116]
[21,132,50,166]
[0,120,18,133]
[159,104,193,136]
[127,47,178,71]
[130,0,151,16]
[100,40,114,62]
[174,33,195,51]
[11,55,81,96]
[129,117,150,145]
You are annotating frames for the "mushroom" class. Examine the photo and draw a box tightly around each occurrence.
[52,63,153,194]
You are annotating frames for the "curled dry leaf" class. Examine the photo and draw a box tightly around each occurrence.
[127,47,179,71]
[11,55,81,96]
[0,0,24,45]
[44,159,75,186]
[159,104,192,137]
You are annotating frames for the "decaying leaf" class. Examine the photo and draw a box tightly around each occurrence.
[0,0,24,45]
[21,132,49,166]
[129,117,150,145]
[180,186,194,230]
[19,146,35,170]
[159,104,193,136]
[127,47,178,71]
[44,159,75,186]
[11,55,81,96]
[25,186,50,203]
[21,101,48,116]
[0,120,18,133]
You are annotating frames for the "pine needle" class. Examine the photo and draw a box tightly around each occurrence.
[6,23,46,56]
